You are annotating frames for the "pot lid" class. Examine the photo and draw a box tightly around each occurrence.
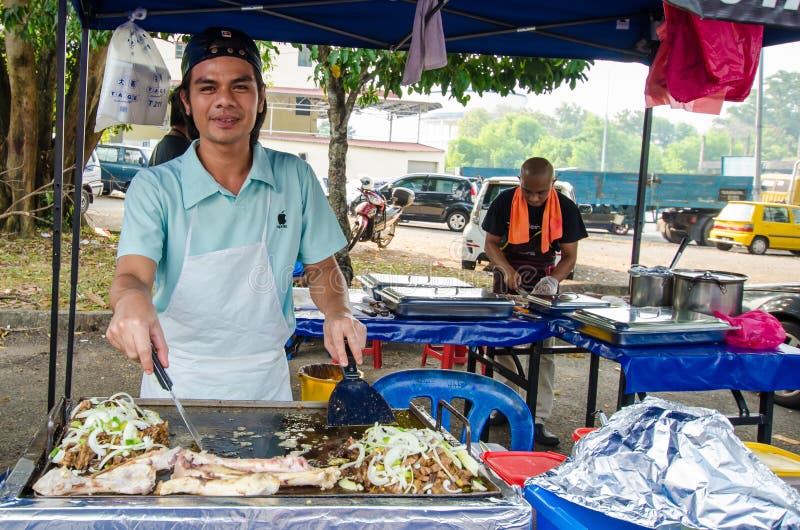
[671,269,749,283]
[629,265,672,276]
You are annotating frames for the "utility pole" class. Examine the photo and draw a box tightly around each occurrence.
[754,49,764,201]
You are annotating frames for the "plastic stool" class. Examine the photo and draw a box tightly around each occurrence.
[362,339,382,369]
[421,344,468,369]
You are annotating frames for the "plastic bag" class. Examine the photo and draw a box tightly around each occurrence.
[714,310,786,350]
[95,19,170,132]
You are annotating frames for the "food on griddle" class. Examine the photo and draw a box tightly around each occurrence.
[156,449,341,495]
[335,424,486,494]
[155,472,281,496]
[49,393,169,475]
[33,447,182,496]
[164,449,341,491]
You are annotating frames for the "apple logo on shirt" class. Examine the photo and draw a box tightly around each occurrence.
[277,211,287,228]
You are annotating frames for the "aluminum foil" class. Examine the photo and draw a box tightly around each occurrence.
[528,397,800,530]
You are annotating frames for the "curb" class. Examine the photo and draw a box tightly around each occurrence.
[0,310,111,334]
[0,284,629,334]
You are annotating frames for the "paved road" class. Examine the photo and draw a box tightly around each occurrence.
[87,196,798,284]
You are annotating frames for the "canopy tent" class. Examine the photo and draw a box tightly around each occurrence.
[70,0,799,62]
[49,0,800,408]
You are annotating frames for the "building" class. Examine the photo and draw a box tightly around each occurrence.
[111,41,445,184]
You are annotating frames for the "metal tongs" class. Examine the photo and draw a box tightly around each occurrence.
[150,346,204,451]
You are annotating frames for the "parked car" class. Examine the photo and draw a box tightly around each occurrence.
[96,143,153,194]
[708,201,800,255]
[461,176,587,270]
[353,173,475,231]
[79,150,102,214]
[741,282,800,409]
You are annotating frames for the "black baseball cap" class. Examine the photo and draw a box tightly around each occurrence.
[181,27,262,78]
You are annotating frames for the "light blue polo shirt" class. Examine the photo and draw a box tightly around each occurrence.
[117,142,347,330]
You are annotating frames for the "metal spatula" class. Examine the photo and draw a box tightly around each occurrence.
[327,341,395,426]
[150,346,204,450]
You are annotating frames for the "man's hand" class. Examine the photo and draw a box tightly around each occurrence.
[106,289,168,375]
[532,275,559,295]
[322,311,367,366]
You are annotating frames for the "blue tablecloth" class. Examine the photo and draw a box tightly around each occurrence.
[295,310,553,347]
[555,326,800,394]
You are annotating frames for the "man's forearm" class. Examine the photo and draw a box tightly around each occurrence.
[109,273,154,311]
[306,257,351,317]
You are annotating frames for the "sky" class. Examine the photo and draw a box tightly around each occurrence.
[364,40,800,144]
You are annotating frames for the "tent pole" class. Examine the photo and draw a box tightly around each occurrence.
[65,26,91,401]
[48,0,69,411]
[630,106,653,266]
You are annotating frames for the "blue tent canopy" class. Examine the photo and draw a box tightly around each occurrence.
[70,0,799,64]
[48,0,800,409]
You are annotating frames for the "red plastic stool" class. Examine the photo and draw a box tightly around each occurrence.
[362,339,383,369]
[421,344,468,369]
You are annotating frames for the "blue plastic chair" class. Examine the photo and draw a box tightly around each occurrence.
[373,369,535,451]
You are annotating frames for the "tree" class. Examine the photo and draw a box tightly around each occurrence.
[1,2,110,234]
[305,45,589,281]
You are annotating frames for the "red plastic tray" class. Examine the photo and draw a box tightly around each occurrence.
[481,451,567,486]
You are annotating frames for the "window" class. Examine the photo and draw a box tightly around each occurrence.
[763,206,789,223]
[124,148,146,166]
[175,42,186,59]
[431,178,457,193]
[96,146,119,163]
[295,97,311,116]
[793,208,800,225]
[483,183,516,207]
[395,177,426,191]
[297,45,312,67]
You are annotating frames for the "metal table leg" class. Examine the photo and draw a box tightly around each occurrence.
[758,391,774,443]
[586,353,599,427]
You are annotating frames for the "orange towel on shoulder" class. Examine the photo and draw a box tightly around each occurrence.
[508,187,563,253]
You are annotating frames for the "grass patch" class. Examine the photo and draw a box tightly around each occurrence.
[0,231,494,311]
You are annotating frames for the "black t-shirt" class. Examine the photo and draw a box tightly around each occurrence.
[148,134,192,166]
[482,187,588,264]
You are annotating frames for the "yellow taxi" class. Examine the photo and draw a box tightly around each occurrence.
[708,201,800,255]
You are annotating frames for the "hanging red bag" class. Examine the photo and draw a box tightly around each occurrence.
[714,310,786,350]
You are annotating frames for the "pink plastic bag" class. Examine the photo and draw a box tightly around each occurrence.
[714,310,786,350]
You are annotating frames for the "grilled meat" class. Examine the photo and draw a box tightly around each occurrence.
[155,473,281,496]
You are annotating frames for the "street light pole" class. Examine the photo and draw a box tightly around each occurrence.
[754,49,764,201]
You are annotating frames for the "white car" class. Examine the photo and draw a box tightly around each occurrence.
[80,150,103,214]
[460,176,581,270]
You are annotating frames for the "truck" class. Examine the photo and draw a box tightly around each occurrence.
[458,166,755,245]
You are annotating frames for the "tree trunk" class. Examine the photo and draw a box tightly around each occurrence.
[4,14,39,235]
[326,74,355,284]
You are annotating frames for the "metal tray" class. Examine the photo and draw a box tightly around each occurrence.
[569,306,734,346]
[378,286,514,319]
[358,273,472,300]
[526,292,611,315]
[5,398,504,500]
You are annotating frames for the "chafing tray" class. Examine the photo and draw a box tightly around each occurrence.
[4,398,507,501]
[526,292,611,315]
[569,306,735,346]
[358,273,472,299]
[378,286,514,319]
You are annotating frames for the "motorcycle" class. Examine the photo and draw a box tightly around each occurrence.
[347,179,414,250]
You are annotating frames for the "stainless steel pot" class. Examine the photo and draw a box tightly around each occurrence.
[628,265,673,307]
[671,269,748,317]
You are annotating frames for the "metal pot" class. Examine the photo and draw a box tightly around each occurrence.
[628,265,673,307]
[671,269,749,317]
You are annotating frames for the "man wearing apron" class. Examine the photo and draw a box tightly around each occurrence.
[106,27,366,401]
[482,157,588,445]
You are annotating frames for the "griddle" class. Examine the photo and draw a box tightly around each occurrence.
[6,398,505,500]
[378,286,514,319]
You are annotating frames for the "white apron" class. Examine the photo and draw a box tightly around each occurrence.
[141,189,293,400]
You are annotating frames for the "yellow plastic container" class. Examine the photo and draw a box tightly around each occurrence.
[745,442,800,477]
[297,364,363,402]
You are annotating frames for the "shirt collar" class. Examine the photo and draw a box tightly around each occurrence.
[180,143,276,209]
